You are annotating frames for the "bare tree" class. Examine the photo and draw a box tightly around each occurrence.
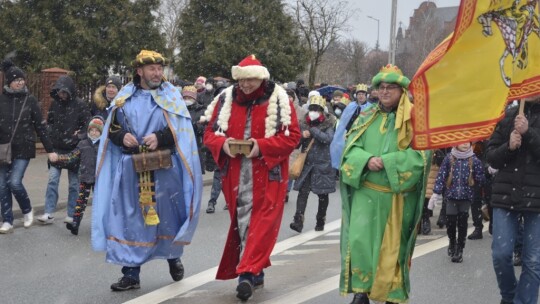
[344,39,368,84]
[157,0,188,64]
[292,0,354,88]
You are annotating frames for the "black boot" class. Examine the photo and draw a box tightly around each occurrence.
[66,222,79,235]
[315,216,325,231]
[315,194,329,231]
[206,201,216,214]
[453,212,468,263]
[350,292,370,304]
[452,245,463,263]
[290,213,304,233]
[467,227,483,240]
[436,200,447,228]
[66,215,81,236]
[446,214,457,257]
[421,216,431,235]
[285,193,289,203]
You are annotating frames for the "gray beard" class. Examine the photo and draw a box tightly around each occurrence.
[145,79,161,89]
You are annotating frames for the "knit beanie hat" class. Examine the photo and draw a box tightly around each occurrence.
[333,90,344,98]
[105,75,122,90]
[1,59,25,86]
[231,55,270,80]
[88,116,104,133]
[182,85,198,100]
[371,64,410,89]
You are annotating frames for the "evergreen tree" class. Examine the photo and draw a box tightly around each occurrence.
[0,0,165,85]
[177,0,308,82]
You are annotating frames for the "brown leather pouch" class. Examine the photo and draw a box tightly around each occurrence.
[132,149,173,173]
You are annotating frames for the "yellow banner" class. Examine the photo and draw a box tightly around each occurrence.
[411,0,540,150]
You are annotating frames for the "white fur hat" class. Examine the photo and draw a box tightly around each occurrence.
[231,55,270,80]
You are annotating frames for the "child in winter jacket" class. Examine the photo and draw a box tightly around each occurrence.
[53,116,104,235]
[429,142,485,263]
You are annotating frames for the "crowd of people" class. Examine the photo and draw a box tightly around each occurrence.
[1,51,540,304]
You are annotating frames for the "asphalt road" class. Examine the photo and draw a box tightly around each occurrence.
[0,153,525,303]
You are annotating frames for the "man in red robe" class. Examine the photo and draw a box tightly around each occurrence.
[203,55,301,301]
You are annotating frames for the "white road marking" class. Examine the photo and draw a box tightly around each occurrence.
[258,276,339,304]
[304,239,341,245]
[126,221,486,304]
[124,220,340,304]
[279,248,325,255]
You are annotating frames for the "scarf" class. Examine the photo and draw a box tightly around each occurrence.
[394,90,413,151]
[450,146,474,159]
[235,81,266,104]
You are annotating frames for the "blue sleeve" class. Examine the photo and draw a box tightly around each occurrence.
[433,155,450,194]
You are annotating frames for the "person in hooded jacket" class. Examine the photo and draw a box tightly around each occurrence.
[289,95,336,233]
[91,75,122,119]
[37,75,91,225]
[0,60,58,234]
[196,77,216,108]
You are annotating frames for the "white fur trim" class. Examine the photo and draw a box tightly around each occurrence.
[231,65,270,80]
[202,84,292,138]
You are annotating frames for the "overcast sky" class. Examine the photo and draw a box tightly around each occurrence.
[345,0,461,50]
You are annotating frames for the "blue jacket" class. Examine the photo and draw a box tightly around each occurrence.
[330,101,372,169]
[433,153,485,201]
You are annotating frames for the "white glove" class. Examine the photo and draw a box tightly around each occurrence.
[428,193,443,210]
[488,166,498,175]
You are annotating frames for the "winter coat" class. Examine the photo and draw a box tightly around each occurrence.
[47,76,91,153]
[197,89,215,108]
[55,137,99,184]
[425,149,446,198]
[188,102,206,173]
[293,113,336,195]
[486,103,540,212]
[203,81,301,280]
[91,85,112,119]
[0,86,53,159]
[433,152,485,201]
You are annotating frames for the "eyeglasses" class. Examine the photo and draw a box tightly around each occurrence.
[13,78,25,83]
[378,84,401,92]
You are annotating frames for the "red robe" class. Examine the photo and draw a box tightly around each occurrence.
[203,84,300,280]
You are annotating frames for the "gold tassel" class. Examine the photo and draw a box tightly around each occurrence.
[145,206,160,225]
[138,169,160,226]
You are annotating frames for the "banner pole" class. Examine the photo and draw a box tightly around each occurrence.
[519,99,525,115]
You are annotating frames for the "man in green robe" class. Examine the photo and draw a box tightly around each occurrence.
[339,65,431,304]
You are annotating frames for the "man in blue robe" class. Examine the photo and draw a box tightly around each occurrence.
[92,50,202,291]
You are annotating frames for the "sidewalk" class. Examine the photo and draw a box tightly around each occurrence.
[11,150,213,219]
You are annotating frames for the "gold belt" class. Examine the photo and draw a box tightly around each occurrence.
[362,180,416,193]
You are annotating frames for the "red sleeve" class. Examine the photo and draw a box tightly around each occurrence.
[257,101,301,169]
[203,104,228,169]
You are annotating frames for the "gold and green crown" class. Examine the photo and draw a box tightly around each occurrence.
[372,64,410,89]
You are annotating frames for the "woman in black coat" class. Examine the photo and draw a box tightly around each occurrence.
[0,60,57,234]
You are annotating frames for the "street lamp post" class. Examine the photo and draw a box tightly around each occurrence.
[367,16,380,50]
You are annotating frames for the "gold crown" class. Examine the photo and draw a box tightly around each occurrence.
[379,64,404,75]
[356,83,368,92]
[131,50,169,67]
[182,85,197,94]
[309,95,327,108]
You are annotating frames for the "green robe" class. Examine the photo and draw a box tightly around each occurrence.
[339,105,430,303]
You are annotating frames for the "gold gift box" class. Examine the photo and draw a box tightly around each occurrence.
[229,139,253,156]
